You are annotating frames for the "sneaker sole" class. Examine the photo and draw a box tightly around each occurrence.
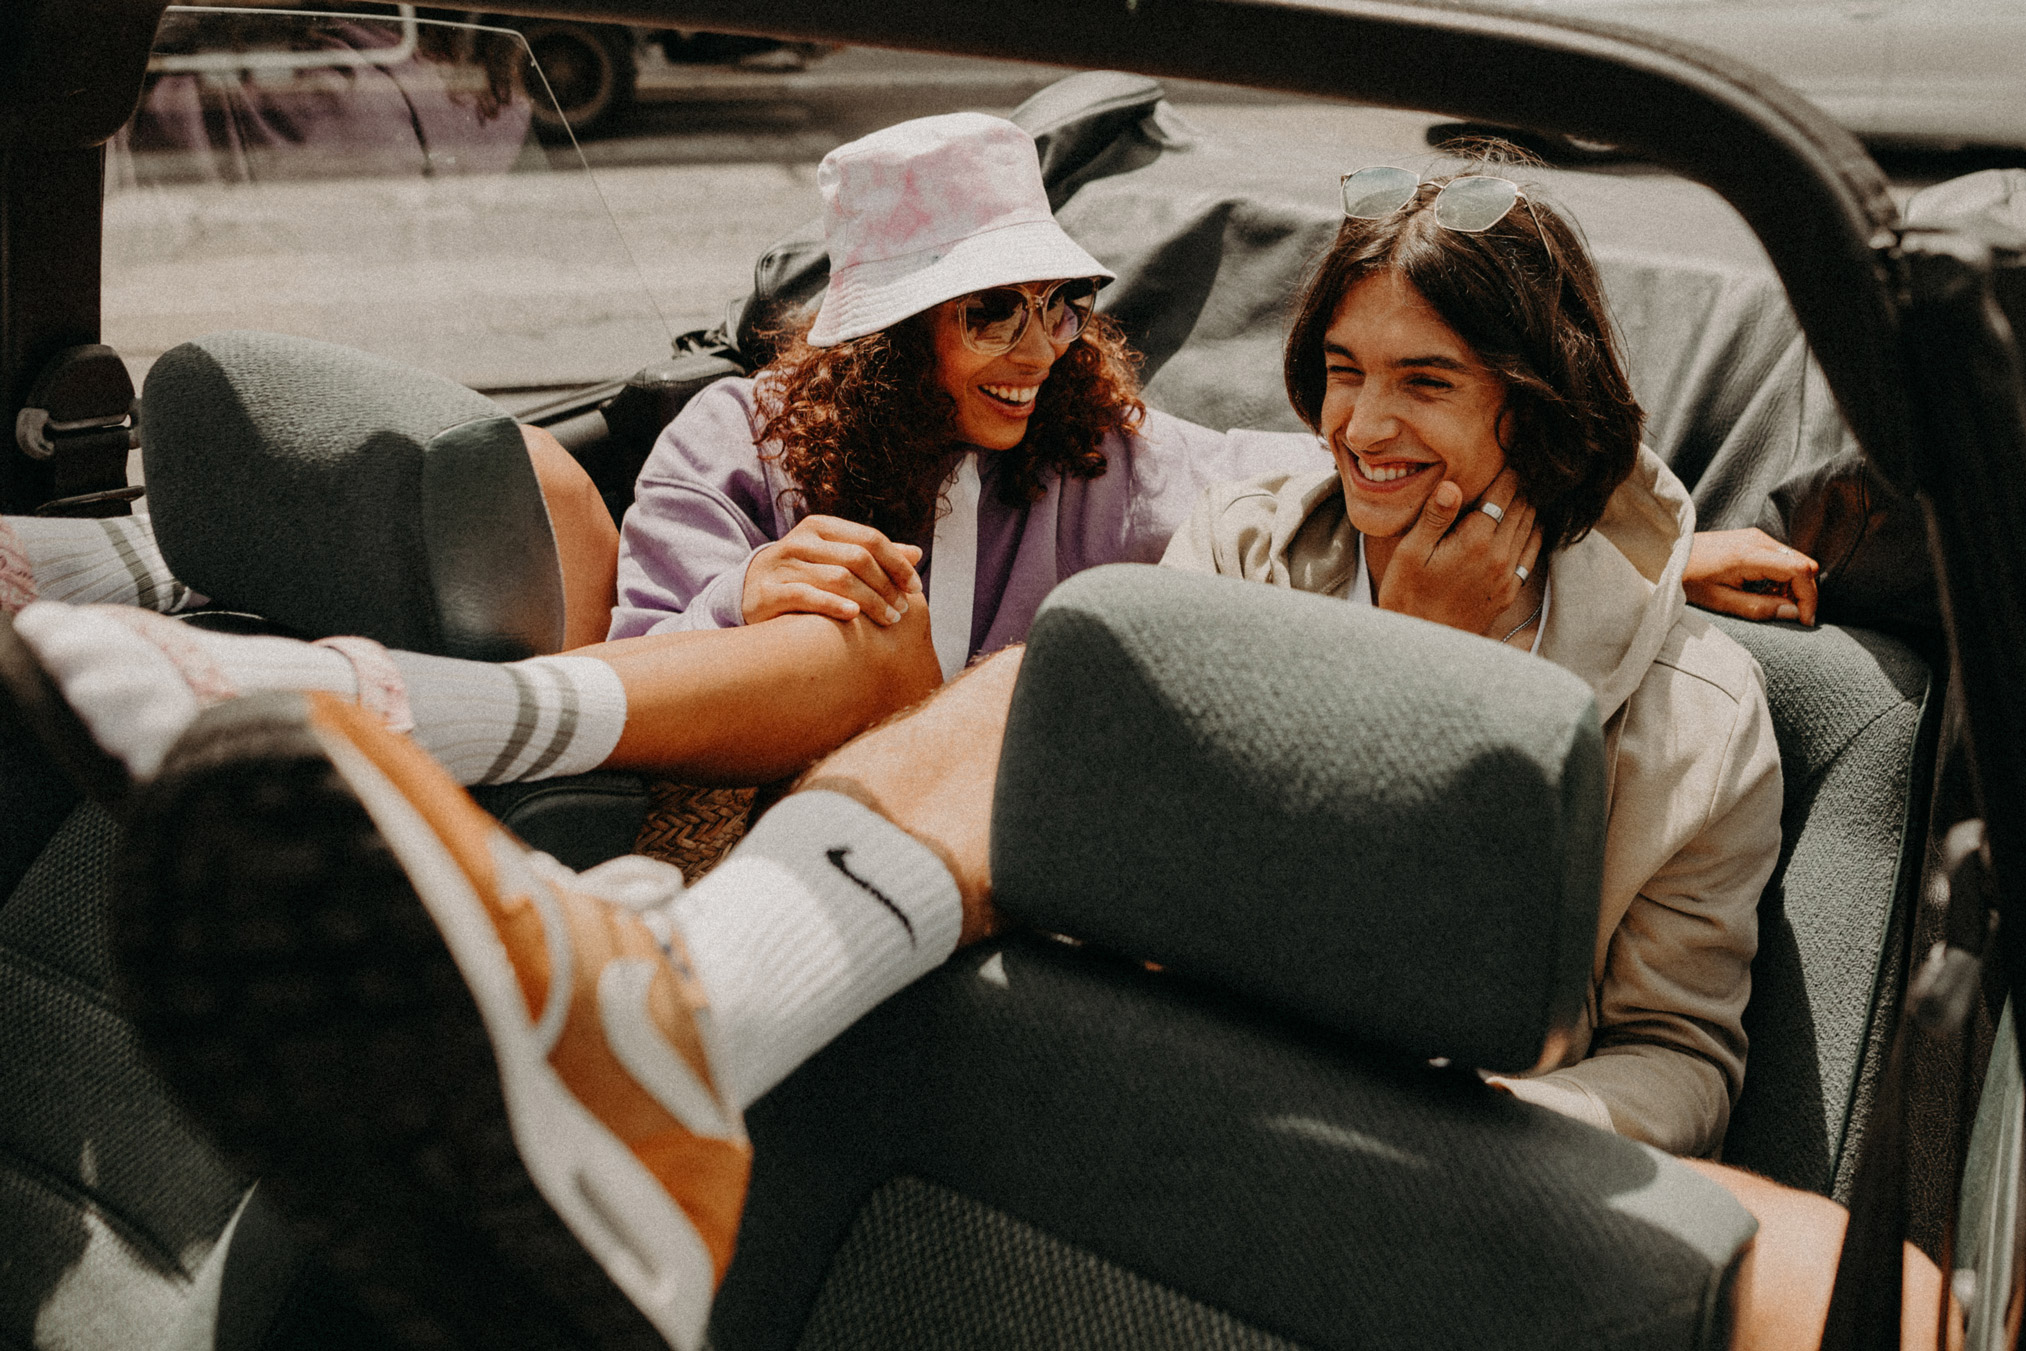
[116,693,711,1351]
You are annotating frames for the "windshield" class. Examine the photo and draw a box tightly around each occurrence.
[102,5,674,411]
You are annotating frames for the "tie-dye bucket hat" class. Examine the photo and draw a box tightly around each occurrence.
[806,112,1115,347]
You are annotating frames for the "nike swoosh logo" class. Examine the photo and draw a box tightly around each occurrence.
[826,847,916,945]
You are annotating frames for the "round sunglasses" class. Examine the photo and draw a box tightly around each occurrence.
[1339,166,1527,233]
[954,277,1102,355]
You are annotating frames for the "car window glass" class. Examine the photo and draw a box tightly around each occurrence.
[102,6,674,413]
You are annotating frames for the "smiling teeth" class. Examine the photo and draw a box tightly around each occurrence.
[982,384,1037,405]
[1361,459,1426,486]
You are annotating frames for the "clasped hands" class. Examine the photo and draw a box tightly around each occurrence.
[743,514,923,626]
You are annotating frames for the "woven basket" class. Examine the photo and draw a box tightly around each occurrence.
[633,780,757,883]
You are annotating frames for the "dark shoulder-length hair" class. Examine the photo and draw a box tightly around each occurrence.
[1284,172,1643,556]
[755,306,1145,543]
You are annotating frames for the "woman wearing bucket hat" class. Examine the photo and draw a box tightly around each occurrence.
[607,111,1323,681]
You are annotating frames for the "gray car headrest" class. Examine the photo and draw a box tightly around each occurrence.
[141,331,567,660]
[991,565,1606,1073]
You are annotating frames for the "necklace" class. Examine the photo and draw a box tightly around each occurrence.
[1500,595,1545,646]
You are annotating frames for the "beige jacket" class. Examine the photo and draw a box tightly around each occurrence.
[1160,449,1782,1157]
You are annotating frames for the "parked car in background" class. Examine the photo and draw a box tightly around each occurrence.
[1501,0,2026,150]
[488,15,831,138]
[153,1,832,138]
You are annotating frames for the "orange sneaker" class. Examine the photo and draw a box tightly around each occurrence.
[117,689,749,1351]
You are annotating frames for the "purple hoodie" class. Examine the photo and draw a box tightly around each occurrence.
[609,377,1326,656]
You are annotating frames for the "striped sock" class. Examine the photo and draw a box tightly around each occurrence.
[1,513,201,614]
[389,648,628,786]
[15,601,626,785]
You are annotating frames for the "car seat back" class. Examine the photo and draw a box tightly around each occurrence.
[9,332,653,1349]
[141,330,567,661]
[721,938,1752,1351]
[715,566,1753,1350]
[1710,615,1939,1199]
[0,801,274,1349]
[0,804,216,1345]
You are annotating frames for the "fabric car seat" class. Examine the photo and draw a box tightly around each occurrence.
[1709,616,1940,1201]
[2,331,651,1348]
[0,791,385,1351]
[712,566,1757,1351]
[133,330,655,863]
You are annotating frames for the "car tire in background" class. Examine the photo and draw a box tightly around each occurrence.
[505,19,637,140]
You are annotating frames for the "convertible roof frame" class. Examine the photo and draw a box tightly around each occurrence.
[1,0,1915,489]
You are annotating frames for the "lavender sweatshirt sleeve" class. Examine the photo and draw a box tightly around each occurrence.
[609,378,797,640]
[1120,410,1329,558]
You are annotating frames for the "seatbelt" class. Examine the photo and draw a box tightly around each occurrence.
[929,452,979,682]
[1821,816,1996,1349]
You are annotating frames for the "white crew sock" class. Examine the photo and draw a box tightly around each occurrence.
[660,790,962,1111]
[0,512,202,614]
[14,601,627,785]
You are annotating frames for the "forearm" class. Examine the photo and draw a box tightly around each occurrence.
[579,609,942,783]
[1516,1042,1735,1156]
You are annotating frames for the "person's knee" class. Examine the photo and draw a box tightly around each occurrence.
[797,646,1022,940]
[1683,1159,1845,1351]
[1684,1159,1956,1351]
[520,425,619,650]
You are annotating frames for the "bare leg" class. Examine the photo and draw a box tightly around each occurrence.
[792,645,1021,942]
[520,425,620,651]
[1681,1159,1959,1351]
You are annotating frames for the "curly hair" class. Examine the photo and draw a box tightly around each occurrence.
[1284,171,1644,557]
[755,307,1146,543]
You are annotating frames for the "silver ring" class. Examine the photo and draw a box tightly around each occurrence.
[1479,501,1505,524]
[1515,564,1530,582]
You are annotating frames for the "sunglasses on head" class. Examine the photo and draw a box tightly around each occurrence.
[1339,166,1530,233]
[955,277,1102,355]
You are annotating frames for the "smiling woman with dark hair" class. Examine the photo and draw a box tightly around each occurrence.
[1164,166,1784,1160]
[757,295,1145,546]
